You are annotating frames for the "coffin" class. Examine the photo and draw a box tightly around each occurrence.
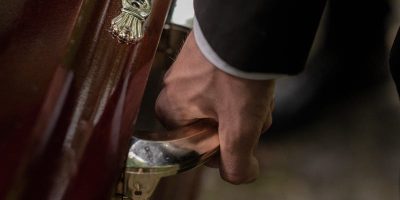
[0,0,200,199]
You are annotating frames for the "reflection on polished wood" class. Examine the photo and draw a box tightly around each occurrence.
[0,0,171,199]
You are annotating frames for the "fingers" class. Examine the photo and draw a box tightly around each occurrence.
[217,115,266,184]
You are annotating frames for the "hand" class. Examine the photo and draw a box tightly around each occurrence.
[155,31,275,184]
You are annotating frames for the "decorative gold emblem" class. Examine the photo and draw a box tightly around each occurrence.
[110,0,151,44]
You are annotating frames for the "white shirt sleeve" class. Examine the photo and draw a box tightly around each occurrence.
[193,18,285,80]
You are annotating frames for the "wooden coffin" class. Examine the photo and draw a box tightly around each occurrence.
[0,0,185,199]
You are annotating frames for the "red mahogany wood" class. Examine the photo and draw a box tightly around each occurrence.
[0,0,172,199]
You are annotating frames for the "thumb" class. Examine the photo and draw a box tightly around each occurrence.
[155,89,196,129]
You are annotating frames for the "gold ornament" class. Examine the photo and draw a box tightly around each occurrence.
[110,0,151,44]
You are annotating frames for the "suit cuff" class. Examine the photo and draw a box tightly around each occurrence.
[193,18,285,80]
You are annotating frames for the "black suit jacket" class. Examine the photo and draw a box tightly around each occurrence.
[194,0,327,75]
[194,0,400,96]
[390,28,400,95]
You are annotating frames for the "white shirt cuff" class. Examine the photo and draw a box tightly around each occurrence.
[193,18,285,80]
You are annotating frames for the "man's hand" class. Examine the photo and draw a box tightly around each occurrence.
[155,31,275,184]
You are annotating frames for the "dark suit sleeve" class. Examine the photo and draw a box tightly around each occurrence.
[390,27,400,96]
[194,0,327,75]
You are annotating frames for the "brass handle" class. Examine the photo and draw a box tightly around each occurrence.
[128,120,219,175]
[121,120,219,200]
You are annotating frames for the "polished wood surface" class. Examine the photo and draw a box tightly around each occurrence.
[0,0,172,199]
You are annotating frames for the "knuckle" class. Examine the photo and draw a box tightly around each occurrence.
[222,172,248,185]
[220,156,259,185]
[221,171,256,185]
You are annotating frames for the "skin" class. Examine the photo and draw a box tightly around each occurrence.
[155,31,275,184]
